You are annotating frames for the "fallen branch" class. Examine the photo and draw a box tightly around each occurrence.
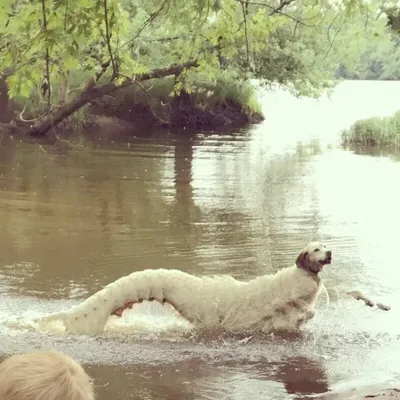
[24,59,198,137]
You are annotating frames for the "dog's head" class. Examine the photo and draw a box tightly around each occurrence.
[295,241,332,274]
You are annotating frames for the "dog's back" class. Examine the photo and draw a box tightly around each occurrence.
[210,265,321,333]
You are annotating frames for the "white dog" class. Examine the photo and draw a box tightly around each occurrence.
[39,241,332,336]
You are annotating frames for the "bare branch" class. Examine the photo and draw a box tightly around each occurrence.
[127,77,170,125]
[269,0,295,16]
[196,0,211,30]
[103,0,117,81]
[63,1,69,31]
[364,5,370,32]
[324,15,346,60]
[19,102,50,122]
[241,2,250,69]
[327,11,341,44]
[142,35,184,42]
[292,20,299,39]
[41,0,51,106]
[235,0,316,27]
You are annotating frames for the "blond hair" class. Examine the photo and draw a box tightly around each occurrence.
[0,351,95,400]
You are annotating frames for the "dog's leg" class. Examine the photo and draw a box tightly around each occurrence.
[269,299,315,332]
[347,290,375,307]
[376,302,391,311]
[347,290,390,311]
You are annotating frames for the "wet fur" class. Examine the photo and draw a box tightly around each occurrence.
[39,242,332,336]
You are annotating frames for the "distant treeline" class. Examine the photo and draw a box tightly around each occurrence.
[337,6,400,81]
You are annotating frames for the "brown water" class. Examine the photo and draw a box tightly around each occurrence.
[1,80,400,399]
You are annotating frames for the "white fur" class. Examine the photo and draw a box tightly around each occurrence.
[39,241,331,336]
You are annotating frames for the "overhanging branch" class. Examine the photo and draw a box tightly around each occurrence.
[95,58,199,96]
[235,0,316,27]
[269,0,295,15]
[25,59,199,137]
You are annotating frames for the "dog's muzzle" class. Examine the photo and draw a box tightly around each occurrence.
[319,251,332,265]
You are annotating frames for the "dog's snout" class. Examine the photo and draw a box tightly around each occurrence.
[326,250,332,258]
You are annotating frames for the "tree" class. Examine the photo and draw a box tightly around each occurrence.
[336,1,400,80]
[0,0,389,137]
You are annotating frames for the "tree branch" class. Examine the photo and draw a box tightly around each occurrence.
[95,60,111,82]
[241,2,250,69]
[142,35,184,42]
[269,0,295,16]
[90,59,199,98]
[41,0,51,107]
[324,13,346,60]
[129,78,170,125]
[235,0,315,27]
[103,0,117,81]
[117,0,169,51]
[63,1,69,31]
[26,59,199,137]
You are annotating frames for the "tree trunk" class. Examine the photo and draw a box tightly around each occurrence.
[25,59,198,137]
[0,74,12,123]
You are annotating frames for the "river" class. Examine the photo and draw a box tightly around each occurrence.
[0,80,400,399]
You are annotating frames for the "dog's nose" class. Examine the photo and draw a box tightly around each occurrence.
[326,250,332,258]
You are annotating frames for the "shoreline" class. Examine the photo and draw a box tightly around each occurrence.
[320,384,400,399]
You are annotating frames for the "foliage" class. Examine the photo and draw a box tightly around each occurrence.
[92,69,262,130]
[0,0,393,119]
[337,32,400,80]
[341,110,400,146]
[336,2,400,80]
[105,69,261,114]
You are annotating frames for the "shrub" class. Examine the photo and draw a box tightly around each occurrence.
[341,110,400,147]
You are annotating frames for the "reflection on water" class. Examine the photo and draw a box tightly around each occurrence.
[1,80,400,399]
[85,356,329,400]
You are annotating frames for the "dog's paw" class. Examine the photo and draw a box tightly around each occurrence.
[347,290,375,307]
[376,303,390,311]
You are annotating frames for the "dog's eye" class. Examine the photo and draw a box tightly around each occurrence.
[314,249,319,252]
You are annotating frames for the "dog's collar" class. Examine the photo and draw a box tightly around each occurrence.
[299,267,321,283]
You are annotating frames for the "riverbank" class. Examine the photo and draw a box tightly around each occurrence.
[89,74,264,132]
[0,72,264,139]
[341,110,400,147]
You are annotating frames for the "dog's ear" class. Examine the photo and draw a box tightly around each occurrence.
[296,251,308,269]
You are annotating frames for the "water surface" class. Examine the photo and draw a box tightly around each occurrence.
[1,80,400,399]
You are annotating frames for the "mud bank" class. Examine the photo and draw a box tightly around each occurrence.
[90,91,264,132]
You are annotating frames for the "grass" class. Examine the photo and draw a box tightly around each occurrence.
[11,69,263,132]
[189,71,262,116]
[341,110,400,147]
[107,70,263,118]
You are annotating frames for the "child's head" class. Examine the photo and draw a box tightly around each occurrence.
[0,351,95,400]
